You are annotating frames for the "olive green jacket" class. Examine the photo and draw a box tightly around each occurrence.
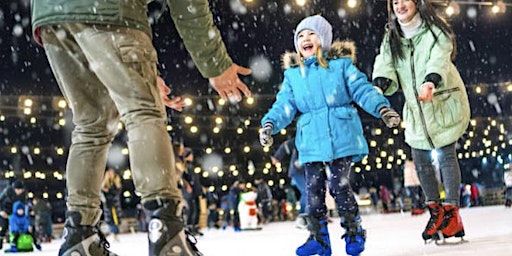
[31,0,232,78]
[373,23,470,150]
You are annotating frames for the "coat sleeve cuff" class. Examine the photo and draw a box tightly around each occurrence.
[424,73,442,88]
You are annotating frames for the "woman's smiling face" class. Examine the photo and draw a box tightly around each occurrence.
[393,0,418,23]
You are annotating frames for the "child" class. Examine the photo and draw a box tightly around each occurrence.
[259,15,401,256]
[7,201,41,252]
[373,0,471,242]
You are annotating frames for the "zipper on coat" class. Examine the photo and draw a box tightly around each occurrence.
[409,39,435,149]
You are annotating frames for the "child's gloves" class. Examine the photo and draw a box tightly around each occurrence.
[380,107,401,128]
[259,123,274,147]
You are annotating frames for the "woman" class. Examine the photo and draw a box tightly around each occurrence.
[373,0,471,242]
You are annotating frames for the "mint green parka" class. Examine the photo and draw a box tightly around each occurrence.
[373,23,470,150]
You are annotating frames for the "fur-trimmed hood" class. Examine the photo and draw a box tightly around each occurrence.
[281,40,357,69]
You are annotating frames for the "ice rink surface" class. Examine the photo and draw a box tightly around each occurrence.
[29,206,511,256]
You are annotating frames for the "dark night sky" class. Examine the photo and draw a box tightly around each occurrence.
[1,0,511,96]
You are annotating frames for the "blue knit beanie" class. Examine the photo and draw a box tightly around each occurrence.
[294,15,333,53]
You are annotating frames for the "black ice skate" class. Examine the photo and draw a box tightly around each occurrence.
[146,199,203,256]
[58,211,117,256]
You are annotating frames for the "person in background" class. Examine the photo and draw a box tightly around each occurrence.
[0,180,27,250]
[272,137,307,215]
[101,169,122,241]
[229,181,243,232]
[205,190,219,229]
[369,187,379,211]
[219,194,232,230]
[180,148,204,237]
[254,178,273,224]
[504,167,512,208]
[379,185,393,213]
[403,159,425,215]
[5,201,41,252]
[32,197,53,243]
[470,182,481,207]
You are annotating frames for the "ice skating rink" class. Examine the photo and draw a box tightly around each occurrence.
[30,206,511,256]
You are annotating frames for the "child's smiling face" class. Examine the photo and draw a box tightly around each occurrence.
[297,29,321,59]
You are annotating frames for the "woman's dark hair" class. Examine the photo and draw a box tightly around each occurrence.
[386,0,457,63]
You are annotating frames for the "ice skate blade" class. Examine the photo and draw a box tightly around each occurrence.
[435,237,467,246]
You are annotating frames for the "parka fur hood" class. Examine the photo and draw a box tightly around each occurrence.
[281,40,357,69]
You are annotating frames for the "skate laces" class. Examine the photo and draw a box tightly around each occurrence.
[425,206,442,232]
[184,229,204,256]
[95,226,112,256]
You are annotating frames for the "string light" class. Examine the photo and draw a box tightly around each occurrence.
[57,99,67,109]
[347,0,358,9]
[184,97,193,106]
[24,98,33,107]
[296,0,307,7]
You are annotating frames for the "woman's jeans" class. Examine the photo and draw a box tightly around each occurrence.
[411,143,461,206]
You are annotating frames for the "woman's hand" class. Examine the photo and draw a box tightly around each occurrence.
[418,82,435,102]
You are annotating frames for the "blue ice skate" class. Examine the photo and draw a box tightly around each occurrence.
[342,227,366,256]
[296,217,331,256]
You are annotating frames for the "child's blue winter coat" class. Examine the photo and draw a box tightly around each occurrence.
[262,41,390,164]
[9,201,30,234]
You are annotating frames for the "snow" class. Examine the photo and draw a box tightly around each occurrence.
[249,55,273,82]
[28,206,512,256]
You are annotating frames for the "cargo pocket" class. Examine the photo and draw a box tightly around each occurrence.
[118,44,163,113]
[433,88,463,128]
[119,45,158,80]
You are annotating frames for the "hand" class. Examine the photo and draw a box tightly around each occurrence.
[380,107,401,128]
[0,211,7,219]
[259,123,274,147]
[418,82,434,102]
[157,76,186,111]
[208,64,252,102]
[271,156,280,165]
